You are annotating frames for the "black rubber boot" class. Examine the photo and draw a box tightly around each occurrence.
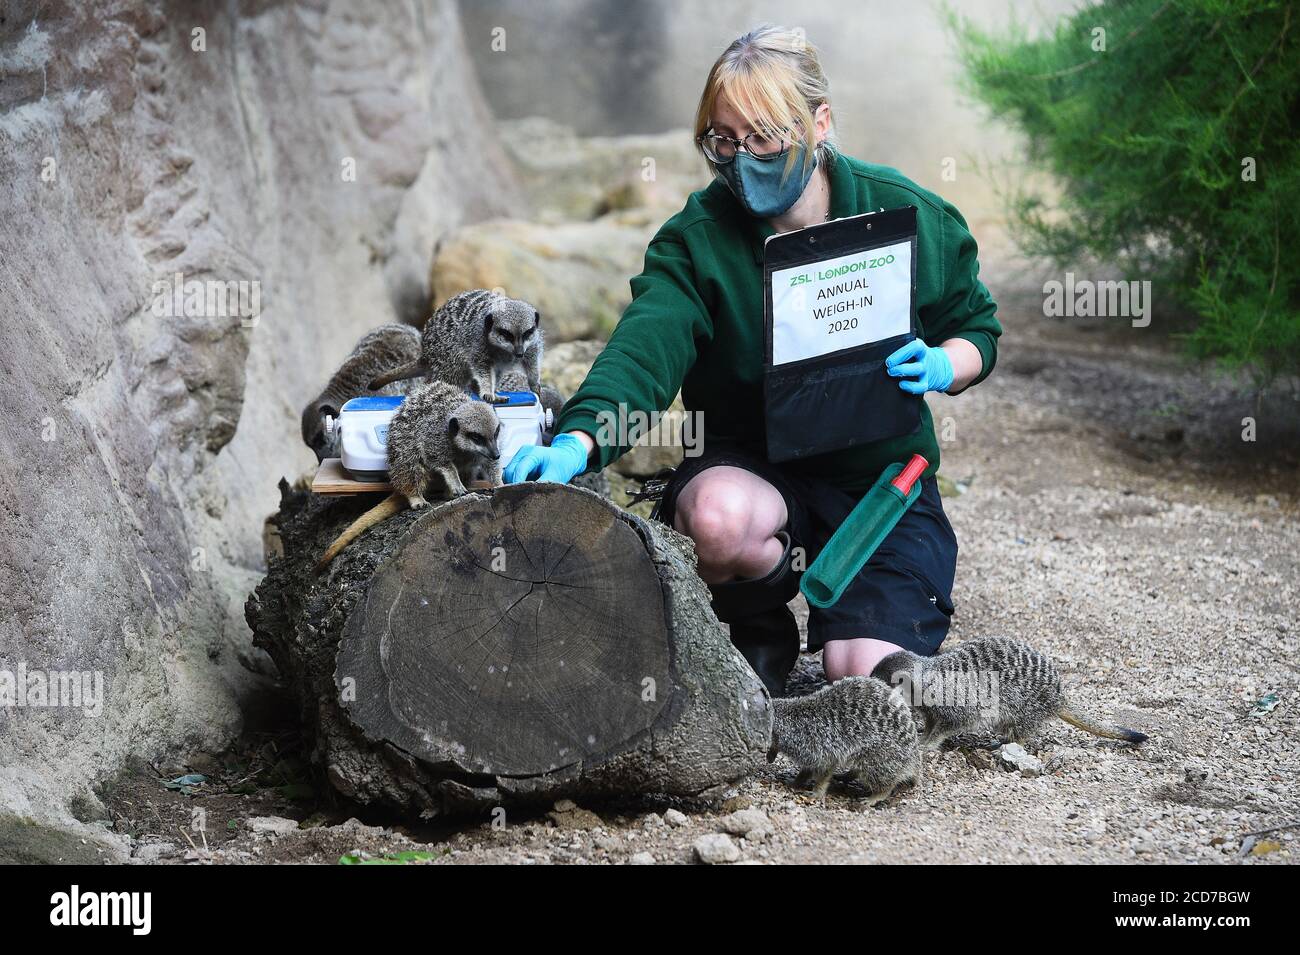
[708,532,802,698]
[725,604,801,698]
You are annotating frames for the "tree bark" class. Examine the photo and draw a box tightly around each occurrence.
[246,480,771,816]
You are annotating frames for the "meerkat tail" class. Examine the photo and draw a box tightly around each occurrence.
[315,493,407,572]
[1057,704,1148,744]
[368,362,426,390]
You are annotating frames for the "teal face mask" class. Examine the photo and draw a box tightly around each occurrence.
[716,144,817,219]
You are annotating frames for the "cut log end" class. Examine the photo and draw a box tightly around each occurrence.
[339,484,676,777]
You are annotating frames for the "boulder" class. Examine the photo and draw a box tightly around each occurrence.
[429,213,657,342]
[543,340,607,397]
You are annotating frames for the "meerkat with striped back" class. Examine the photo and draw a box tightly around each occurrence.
[300,323,424,461]
[769,676,921,806]
[369,289,542,398]
[873,637,1149,750]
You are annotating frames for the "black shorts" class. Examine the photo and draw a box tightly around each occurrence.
[657,443,957,657]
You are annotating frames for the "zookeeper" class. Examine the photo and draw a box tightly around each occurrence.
[505,24,1002,697]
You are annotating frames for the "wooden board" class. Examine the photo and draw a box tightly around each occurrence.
[312,459,499,496]
[311,458,391,495]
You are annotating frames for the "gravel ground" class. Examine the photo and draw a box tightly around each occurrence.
[108,296,1298,864]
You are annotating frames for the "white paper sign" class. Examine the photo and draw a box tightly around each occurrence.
[769,238,912,366]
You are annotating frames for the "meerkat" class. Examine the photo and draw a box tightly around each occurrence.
[369,289,543,398]
[538,384,565,423]
[300,324,425,461]
[769,676,922,806]
[873,637,1149,750]
[494,370,530,396]
[496,369,565,419]
[315,381,501,571]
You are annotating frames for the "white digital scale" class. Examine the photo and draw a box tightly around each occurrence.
[315,391,552,490]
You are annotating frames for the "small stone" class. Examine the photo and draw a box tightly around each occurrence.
[693,833,741,864]
[593,833,622,852]
[719,809,773,841]
[996,743,1043,777]
[133,842,181,863]
[547,803,602,830]
[663,808,689,828]
[247,816,299,836]
[628,851,656,865]
[965,749,993,771]
[720,794,752,813]
[336,817,384,835]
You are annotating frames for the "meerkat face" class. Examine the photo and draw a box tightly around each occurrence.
[462,456,501,487]
[447,402,502,463]
[484,297,541,359]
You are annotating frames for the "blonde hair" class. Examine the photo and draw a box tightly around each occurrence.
[693,24,836,181]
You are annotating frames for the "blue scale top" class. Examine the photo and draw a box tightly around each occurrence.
[479,390,537,407]
[340,395,405,412]
[340,390,537,413]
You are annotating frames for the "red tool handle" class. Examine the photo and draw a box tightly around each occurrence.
[889,453,929,496]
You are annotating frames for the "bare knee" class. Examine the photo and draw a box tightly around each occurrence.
[675,474,782,582]
[823,638,907,682]
[677,483,754,575]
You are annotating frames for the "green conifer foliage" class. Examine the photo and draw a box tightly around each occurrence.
[950,1,1299,379]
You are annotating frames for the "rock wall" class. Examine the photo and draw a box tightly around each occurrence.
[0,0,517,849]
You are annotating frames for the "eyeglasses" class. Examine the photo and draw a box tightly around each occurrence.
[697,126,798,164]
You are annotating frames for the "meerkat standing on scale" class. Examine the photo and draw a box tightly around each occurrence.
[315,381,502,571]
[369,289,544,399]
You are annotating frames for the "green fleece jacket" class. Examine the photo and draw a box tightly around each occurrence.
[555,151,1002,495]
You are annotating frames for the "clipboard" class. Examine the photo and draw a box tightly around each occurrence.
[761,206,922,462]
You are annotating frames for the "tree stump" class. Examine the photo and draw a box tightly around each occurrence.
[246,480,771,816]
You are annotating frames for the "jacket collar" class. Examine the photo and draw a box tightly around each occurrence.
[744,150,859,265]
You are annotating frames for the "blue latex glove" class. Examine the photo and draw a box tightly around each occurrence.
[504,432,589,484]
[885,339,954,395]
